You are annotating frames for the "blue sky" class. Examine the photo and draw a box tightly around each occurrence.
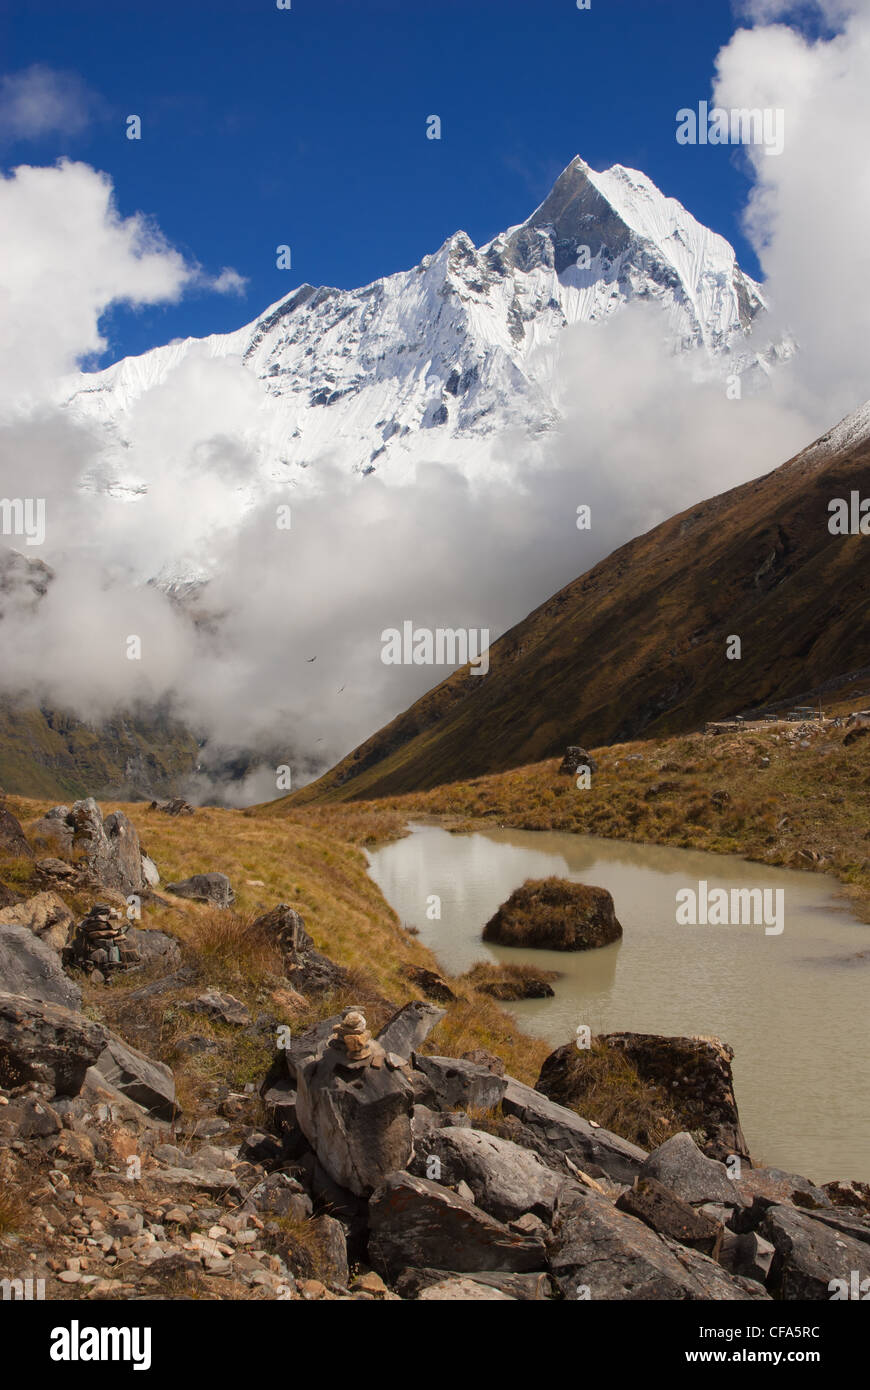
[3,0,770,364]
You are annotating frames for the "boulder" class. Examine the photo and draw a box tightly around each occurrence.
[395,1266,552,1300]
[0,881,22,909]
[261,1080,308,1159]
[558,746,597,776]
[762,1204,870,1300]
[251,902,312,955]
[730,1165,832,1226]
[368,1172,548,1276]
[640,1132,750,1209]
[551,1187,765,1300]
[501,1074,647,1183]
[482,877,622,951]
[310,1213,349,1286]
[417,1277,516,1300]
[616,1176,724,1257]
[124,926,182,972]
[0,805,33,858]
[182,987,251,1027]
[295,1013,415,1196]
[400,964,456,1002]
[29,809,74,854]
[375,1001,446,1059]
[165,872,234,907]
[0,921,81,1007]
[92,1031,177,1120]
[595,1032,749,1162]
[412,1054,508,1112]
[68,799,145,894]
[409,1126,568,1223]
[0,891,75,954]
[0,992,107,1095]
[140,854,160,887]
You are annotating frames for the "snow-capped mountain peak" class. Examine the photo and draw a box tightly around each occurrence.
[61,156,777,498]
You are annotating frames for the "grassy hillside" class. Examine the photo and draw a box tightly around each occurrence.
[289,426,870,804]
[0,702,199,800]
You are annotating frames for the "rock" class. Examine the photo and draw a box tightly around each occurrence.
[501,1074,647,1183]
[68,904,140,977]
[310,1213,349,1286]
[482,877,622,951]
[183,988,251,1027]
[0,880,23,909]
[558,746,597,776]
[124,927,182,971]
[68,800,145,894]
[595,1032,749,1162]
[640,1132,749,1208]
[295,1018,415,1196]
[419,1277,516,1300]
[261,1081,308,1159]
[251,902,312,955]
[0,922,82,1007]
[409,1126,568,1223]
[730,1165,832,1225]
[0,891,75,953]
[397,1267,552,1300]
[0,1093,62,1140]
[375,1001,446,1060]
[239,1130,285,1166]
[719,1230,775,1283]
[0,992,107,1095]
[0,806,33,858]
[412,1054,508,1112]
[140,855,160,887]
[762,1204,870,1300]
[615,1176,723,1257]
[34,857,77,883]
[165,872,234,907]
[460,1048,506,1076]
[368,1173,548,1277]
[242,1171,312,1221]
[843,713,870,746]
[551,1187,764,1300]
[93,1031,176,1120]
[288,946,348,995]
[400,964,456,1002]
[150,798,194,816]
[29,810,74,854]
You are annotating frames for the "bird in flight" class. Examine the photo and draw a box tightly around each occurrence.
[306,656,317,663]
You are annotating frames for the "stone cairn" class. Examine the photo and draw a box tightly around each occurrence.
[327,1010,407,1071]
[71,904,140,978]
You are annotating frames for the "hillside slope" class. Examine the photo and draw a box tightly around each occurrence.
[288,406,870,803]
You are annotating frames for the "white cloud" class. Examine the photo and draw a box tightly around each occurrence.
[0,65,97,142]
[208,267,248,296]
[0,160,191,408]
[717,0,870,424]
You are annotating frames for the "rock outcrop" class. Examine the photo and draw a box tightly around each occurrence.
[482,877,622,950]
[0,992,107,1094]
[165,872,235,907]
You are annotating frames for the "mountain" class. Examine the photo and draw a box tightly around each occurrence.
[288,400,870,804]
[61,157,777,506]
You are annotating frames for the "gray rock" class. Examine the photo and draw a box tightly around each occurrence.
[29,812,74,855]
[0,806,33,858]
[551,1187,765,1300]
[501,1073,647,1183]
[376,1001,446,1060]
[295,1041,415,1197]
[93,1031,176,1120]
[261,1081,308,1158]
[396,1266,552,1300]
[183,988,251,1027]
[0,921,81,1007]
[719,1230,775,1283]
[311,1213,349,1286]
[410,1126,568,1223]
[0,991,107,1095]
[368,1173,548,1277]
[640,1132,750,1208]
[762,1204,870,1300]
[412,1054,508,1112]
[616,1176,724,1257]
[124,927,182,971]
[68,799,145,895]
[165,872,234,907]
[140,854,160,887]
[0,892,76,954]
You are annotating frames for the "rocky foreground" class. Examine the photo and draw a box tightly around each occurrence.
[1,796,869,1303]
